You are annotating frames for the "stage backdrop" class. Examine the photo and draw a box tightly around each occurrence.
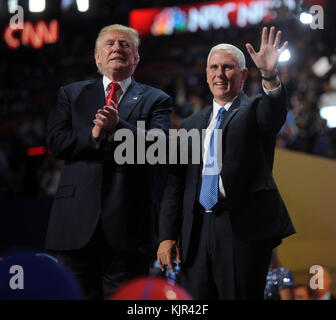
[274,148,336,292]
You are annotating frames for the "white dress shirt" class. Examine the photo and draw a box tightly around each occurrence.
[103,75,132,103]
[202,83,282,199]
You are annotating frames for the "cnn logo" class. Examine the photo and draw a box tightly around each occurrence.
[4,5,59,49]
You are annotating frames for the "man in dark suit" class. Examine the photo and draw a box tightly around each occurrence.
[46,24,172,299]
[157,27,295,299]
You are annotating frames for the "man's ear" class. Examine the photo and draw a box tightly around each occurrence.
[94,51,100,65]
[239,68,248,90]
[135,53,140,66]
[205,67,210,85]
[242,68,249,84]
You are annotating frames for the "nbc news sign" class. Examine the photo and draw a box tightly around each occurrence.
[130,0,303,36]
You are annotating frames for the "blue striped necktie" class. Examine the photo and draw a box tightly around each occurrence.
[199,107,226,211]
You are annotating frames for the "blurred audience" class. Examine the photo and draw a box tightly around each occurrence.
[312,265,336,300]
[1,2,336,300]
[264,248,294,300]
[0,19,336,199]
[294,284,314,300]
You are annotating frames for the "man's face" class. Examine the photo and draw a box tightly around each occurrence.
[206,50,248,105]
[294,287,311,300]
[95,30,139,81]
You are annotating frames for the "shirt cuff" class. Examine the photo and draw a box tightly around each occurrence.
[90,131,105,149]
[262,82,282,98]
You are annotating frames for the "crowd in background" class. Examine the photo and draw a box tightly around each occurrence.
[0,0,336,301]
[264,249,335,300]
[0,13,335,200]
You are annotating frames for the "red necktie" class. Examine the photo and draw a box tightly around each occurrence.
[106,82,121,107]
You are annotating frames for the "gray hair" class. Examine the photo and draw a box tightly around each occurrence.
[207,44,246,70]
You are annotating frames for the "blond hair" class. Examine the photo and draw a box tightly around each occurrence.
[95,24,140,74]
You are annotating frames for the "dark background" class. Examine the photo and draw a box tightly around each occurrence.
[0,0,335,254]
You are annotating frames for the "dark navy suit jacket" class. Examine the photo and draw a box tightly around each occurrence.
[46,77,172,254]
[159,89,296,263]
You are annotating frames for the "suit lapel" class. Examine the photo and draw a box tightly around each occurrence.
[117,79,143,121]
[77,78,144,126]
[76,78,105,125]
[190,107,212,196]
[194,107,212,134]
[194,92,248,165]
[193,106,212,166]
[199,106,213,130]
[219,92,245,133]
[198,91,248,134]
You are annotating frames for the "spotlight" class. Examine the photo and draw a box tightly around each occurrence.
[320,106,336,128]
[76,0,89,12]
[8,0,18,13]
[312,57,332,77]
[300,12,313,24]
[279,49,291,62]
[29,0,45,13]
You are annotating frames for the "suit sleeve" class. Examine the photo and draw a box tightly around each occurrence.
[255,84,289,134]
[47,86,103,161]
[158,120,188,242]
[158,162,186,242]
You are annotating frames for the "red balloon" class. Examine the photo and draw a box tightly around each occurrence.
[110,277,193,300]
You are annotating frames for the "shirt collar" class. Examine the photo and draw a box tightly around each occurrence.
[103,76,132,94]
[212,96,237,118]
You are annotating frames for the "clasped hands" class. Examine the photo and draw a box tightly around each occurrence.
[92,99,119,139]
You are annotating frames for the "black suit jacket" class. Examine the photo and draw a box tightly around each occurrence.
[45,78,172,253]
[159,89,296,263]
